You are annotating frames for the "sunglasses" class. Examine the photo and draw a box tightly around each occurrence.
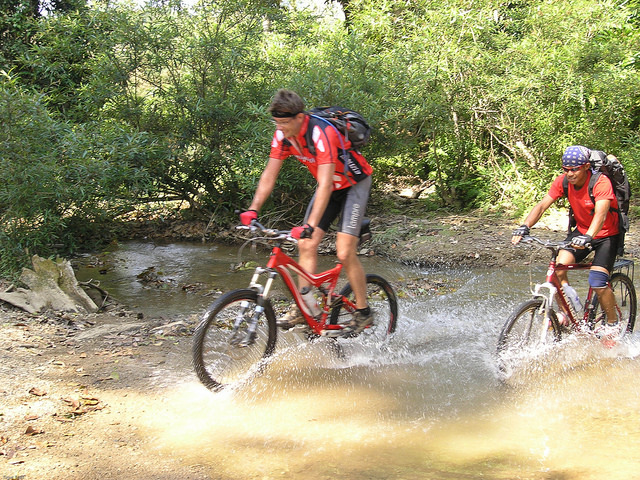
[271,116,298,127]
[562,165,585,173]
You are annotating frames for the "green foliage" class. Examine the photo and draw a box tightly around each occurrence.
[0,73,154,276]
[2,0,640,275]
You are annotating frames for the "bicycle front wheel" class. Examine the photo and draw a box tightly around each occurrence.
[497,298,561,377]
[329,274,398,342]
[590,272,637,336]
[192,289,277,391]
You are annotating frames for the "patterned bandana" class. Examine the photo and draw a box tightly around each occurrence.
[562,145,591,167]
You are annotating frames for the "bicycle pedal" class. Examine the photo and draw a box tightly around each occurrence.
[339,326,360,338]
[320,329,343,338]
[280,323,310,333]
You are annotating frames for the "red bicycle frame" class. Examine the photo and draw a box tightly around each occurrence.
[249,244,357,336]
[542,257,595,328]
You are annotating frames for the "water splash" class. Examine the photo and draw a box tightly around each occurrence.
[80,241,640,479]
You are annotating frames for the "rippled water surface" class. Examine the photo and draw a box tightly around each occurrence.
[76,241,640,479]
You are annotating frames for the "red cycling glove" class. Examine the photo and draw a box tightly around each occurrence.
[291,224,314,239]
[239,210,258,226]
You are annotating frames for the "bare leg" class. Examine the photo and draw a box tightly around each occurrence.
[592,266,617,324]
[336,232,367,309]
[556,249,576,286]
[296,227,325,289]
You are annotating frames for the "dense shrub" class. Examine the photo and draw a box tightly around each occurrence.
[1,0,639,275]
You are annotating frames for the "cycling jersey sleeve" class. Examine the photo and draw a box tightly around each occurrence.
[270,130,293,160]
[548,175,566,200]
[592,174,617,205]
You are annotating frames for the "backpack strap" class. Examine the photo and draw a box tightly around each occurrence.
[562,175,575,233]
[586,170,620,216]
[303,120,316,156]
[587,171,599,215]
[305,114,354,185]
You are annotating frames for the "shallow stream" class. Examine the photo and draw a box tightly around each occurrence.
[75,241,640,479]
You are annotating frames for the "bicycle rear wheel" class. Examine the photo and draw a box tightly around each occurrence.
[589,272,637,336]
[192,289,277,391]
[329,274,398,342]
[497,298,561,378]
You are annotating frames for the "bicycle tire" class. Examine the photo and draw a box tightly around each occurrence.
[589,272,637,336]
[192,289,277,391]
[329,274,398,342]
[497,298,561,377]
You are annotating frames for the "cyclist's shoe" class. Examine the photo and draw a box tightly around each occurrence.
[342,308,373,336]
[595,321,622,348]
[277,305,306,330]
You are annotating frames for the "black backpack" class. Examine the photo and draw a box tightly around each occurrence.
[301,106,371,185]
[304,106,371,156]
[562,150,631,255]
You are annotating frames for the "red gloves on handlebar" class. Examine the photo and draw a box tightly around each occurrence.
[291,224,314,239]
[239,210,258,226]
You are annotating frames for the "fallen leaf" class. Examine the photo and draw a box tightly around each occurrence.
[53,416,73,423]
[24,414,39,421]
[81,395,99,403]
[24,425,44,436]
[28,387,46,397]
[62,397,80,409]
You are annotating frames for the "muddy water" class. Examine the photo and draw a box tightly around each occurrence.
[76,241,640,479]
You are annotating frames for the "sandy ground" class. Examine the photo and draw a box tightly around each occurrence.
[1,208,638,479]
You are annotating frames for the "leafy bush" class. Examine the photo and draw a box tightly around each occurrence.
[0,75,155,276]
[2,0,640,275]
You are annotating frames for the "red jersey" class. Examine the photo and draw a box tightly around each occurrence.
[269,115,373,190]
[548,171,619,238]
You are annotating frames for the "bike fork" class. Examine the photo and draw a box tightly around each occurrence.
[232,269,277,348]
[532,282,556,340]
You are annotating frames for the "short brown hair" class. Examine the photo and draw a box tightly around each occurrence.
[269,89,305,117]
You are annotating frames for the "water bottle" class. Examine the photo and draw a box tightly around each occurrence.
[562,284,583,312]
[300,286,321,317]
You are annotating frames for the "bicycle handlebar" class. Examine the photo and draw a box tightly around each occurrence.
[518,235,590,251]
[236,220,298,242]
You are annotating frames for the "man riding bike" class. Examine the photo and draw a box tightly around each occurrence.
[511,145,621,341]
[239,89,373,334]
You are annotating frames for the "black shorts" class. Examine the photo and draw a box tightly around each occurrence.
[305,176,371,237]
[563,230,619,272]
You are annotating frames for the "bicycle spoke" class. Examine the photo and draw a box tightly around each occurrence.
[497,299,560,379]
[193,289,277,390]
